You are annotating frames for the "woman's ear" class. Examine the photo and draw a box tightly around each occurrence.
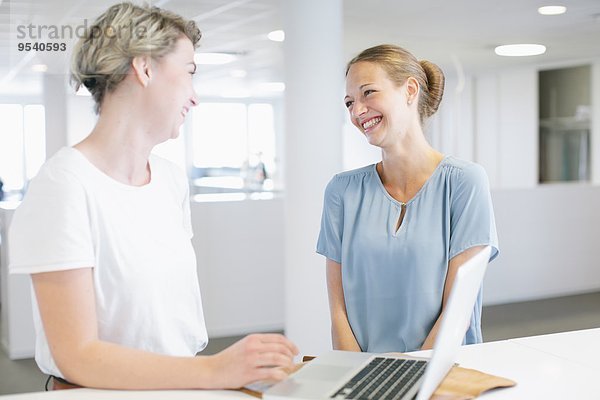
[131,56,153,87]
[406,76,419,104]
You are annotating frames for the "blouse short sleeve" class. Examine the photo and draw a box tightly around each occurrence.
[9,165,95,274]
[316,176,344,263]
[449,163,499,261]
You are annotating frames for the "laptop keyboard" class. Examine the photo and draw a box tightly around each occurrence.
[331,357,427,400]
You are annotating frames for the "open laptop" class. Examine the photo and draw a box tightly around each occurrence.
[264,245,492,400]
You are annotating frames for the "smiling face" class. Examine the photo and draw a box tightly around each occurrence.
[345,61,418,148]
[146,36,199,142]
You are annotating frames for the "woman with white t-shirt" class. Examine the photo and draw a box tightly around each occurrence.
[8,2,297,391]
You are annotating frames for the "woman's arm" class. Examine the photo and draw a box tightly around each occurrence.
[32,268,298,389]
[326,259,361,351]
[420,246,485,350]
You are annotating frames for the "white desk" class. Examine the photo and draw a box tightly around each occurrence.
[1,328,598,399]
[450,335,597,398]
[408,328,600,399]
[509,327,600,371]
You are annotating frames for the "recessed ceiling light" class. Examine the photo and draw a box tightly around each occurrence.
[267,30,285,42]
[538,6,567,15]
[31,64,47,72]
[230,69,247,78]
[258,82,285,92]
[194,52,236,65]
[494,44,546,57]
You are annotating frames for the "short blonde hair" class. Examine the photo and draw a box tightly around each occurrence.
[346,44,445,124]
[71,2,201,114]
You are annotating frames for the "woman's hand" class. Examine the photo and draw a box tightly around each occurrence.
[206,333,299,389]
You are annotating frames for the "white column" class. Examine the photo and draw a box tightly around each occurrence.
[282,0,344,356]
[43,74,69,157]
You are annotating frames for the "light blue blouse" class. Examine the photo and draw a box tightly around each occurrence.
[317,156,499,353]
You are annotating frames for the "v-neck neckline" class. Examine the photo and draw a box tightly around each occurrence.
[372,155,449,207]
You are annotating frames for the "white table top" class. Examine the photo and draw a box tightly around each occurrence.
[509,327,600,371]
[407,327,600,399]
[2,328,599,399]
[452,338,597,399]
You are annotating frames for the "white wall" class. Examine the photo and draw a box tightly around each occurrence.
[486,184,600,304]
[474,74,500,186]
[342,120,379,170]
[67,94,96,145]
[190,199,285,337]
[430,74,476,161]
[0,206,35,360]
[475,68,538,189]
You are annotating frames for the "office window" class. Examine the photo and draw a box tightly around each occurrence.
[539,65,591,183]
[0,104,45,197]
[190,102,277,193]
[248,103,276,173]
[192,103,248,168]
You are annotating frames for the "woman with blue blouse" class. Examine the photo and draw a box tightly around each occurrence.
[317,44,499,353]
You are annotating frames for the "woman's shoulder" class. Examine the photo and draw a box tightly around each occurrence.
[19,148,90,209]
[43,146,81,167]
[441,156,489,192]
[330,164,376,184]
[34,147,88,184]
[325,164,377,192]
[441,156,483,172]
[148,154,189,190]
[149,154,186,178]
[440,156,489,185]
[335,164,375,178]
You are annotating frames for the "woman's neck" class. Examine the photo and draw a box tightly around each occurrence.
[377,133,444,201]
[74,110,153,186]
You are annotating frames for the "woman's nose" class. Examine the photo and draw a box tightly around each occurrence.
[351,99,367,118]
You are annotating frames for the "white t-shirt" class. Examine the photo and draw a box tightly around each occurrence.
[9,147,208,377]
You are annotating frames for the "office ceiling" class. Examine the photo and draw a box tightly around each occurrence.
[1,0,600,98]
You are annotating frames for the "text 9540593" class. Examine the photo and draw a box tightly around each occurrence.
[17,42,67,52]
